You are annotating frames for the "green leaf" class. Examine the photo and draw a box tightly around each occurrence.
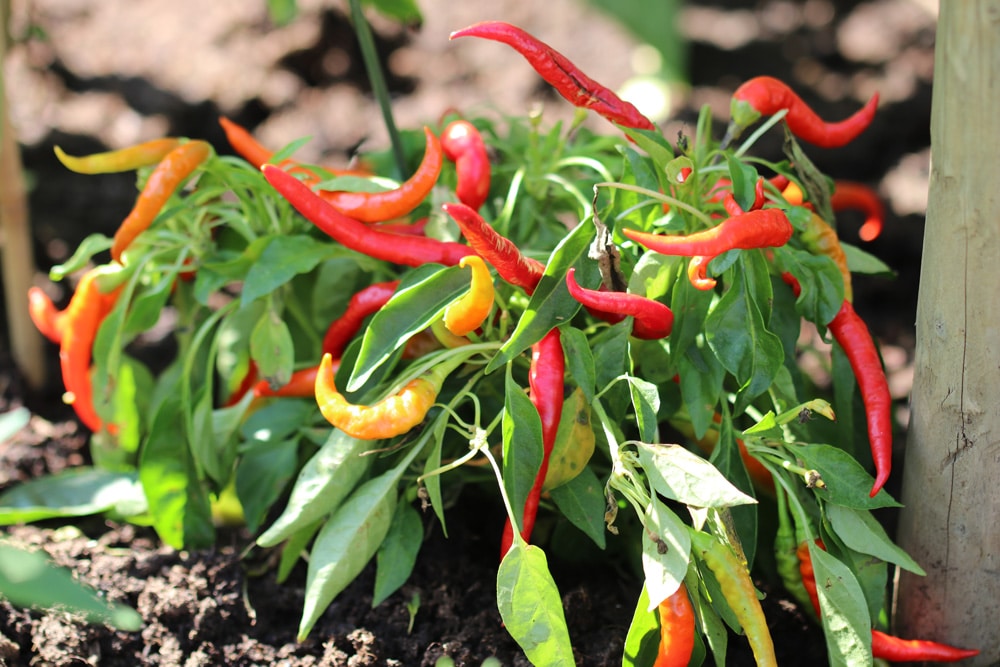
[842,243,895,277]
[827,505,925,575]
[373,502,423,606]
[349,264,468,391]
[139,394,215,549]
[361,0,422,26]
[711,408,758,567]
[299,478,397,640]
[503,365,544,529]
[549,465,607,549]
[640,497,691,609]
[196,237,270,303]
[48,234,113,280]
[810,544,873,667]
[0,542,142,631]
[497,543,575,666]
[678,342,725,439]
[705,254,784,413]
[123,272,174,336]
[257,430,372,547]
[636,442,757,509]
[486,221,596,374]
[277,520,322,584]
[786,444,900,510]
[560,326,596,403]
[622,584,661,667]
[250,307,295,389]
[0,468,146,524]
[236,437,299,533]
[627,375,660,443]
[774,246,844,326]
[725,154,759,213]
[620,126,675,168]
[241,235,336,306]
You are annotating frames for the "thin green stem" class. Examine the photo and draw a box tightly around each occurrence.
[348,0,406,179]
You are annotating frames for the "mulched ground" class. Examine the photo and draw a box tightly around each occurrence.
[0,0,934,664]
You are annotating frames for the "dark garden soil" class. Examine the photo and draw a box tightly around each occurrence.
[0,0,935,664]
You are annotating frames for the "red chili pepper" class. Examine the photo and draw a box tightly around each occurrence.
[721,177,767,217]
[565,268,673,340]
[372,217,429,236]
[318,126,443,223]
[111,140,212,263]
[450,22,655,132]
[501,328,564,557]
[58,269,122,433]
[730,76,879,148]
[253,364,324,399]
[828,300,892,497]
[28,287,67,344]
[263,164,472,267]
[442,202,546,294]
[219,116,370,177]
[830,181,886,242]
[322,280,400,359]
[441,120,491,211]
[653,583,696,667]
[224,360,259,407]
[624,208,794,290]
[798,540,979,663]
[54,138,182,174]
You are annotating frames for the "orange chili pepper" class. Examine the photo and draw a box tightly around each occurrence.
[28,287,67,344]
[253,364,324,399]
[54,138,182,174]
[654,583,696,667]
[831,181,886,242]
[218,116,368,177]
[110,140,212,263]
[443,255,494,336]
[318,126,443,223]
[801,212,853,302]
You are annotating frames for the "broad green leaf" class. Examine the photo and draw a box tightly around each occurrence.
[705,255,784,413]
[123,271,174,336]
[628,375,660,443]
[48,233,113,280]
[257,430,371,547]
[641,497,691,610]
[299,479,397,640]
[236,437,299,533]
[710,408,757,567]
[373,502,423,606]
[420,412,451,536]
[93,354,152,466]
[842,243,895,277]
[0,469,146,524]
[239,395,315,443]
[786,444,900,510]
[250,307,295,389]
[726,154,759,213]
[678,342,725,439]
[277,520,322,584]
[139,394,215,549]
[620,126,675,168]
[241,235,336,305]
[559,326,596,403]
[810,544,872,667]
[502,365,544,529]
[191,385,230,485]
[549,465,607,549]
[831,344,860,463]
[0,542,142,631]
[349,264,467,391]
[637,442,757,509]
[622,584,660,667]
[486,220,596,374]
[774,246,844,326]
[497,543,575,666]
[827,505,925,575]
[196,236,270,304]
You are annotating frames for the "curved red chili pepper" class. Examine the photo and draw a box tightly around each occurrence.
[28,287,67,344]
[565,268,673,339]
[111,140,212,263]
[828,300,892,497]
[322,280,400,359]
[441,120,491,211]
[831,181,886,242]
[442,202,546,294]
[500,328,564,557]
[319,126,443,223]
[253,364,324,399]
[263,164,472,267]
[731,76,879,148]
[372,217,429,236]
[450,22,655,132]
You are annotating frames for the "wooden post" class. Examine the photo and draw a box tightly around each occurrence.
[896,2,1000,662]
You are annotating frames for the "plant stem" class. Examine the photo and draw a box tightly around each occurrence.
[348,0,407,179]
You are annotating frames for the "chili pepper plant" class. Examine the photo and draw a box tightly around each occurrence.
[5,14,978,667]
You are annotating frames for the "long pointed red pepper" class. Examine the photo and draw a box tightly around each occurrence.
[730,76,879,148]
[442,202,545,294]
[450,21,655,131]
[253,364,323,399]
[828,300,892,497]
[262,164,472,267]
[565,268,673,339]
[318,126,443,223]
[500,328,564,557]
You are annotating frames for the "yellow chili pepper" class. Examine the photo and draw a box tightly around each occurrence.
[54,138,182,174]
[443,255,495,336]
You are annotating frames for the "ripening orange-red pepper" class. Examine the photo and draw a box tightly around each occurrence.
[443,255,495,336]
[54,138,182,174]
[653,583,695,667]
[28,287,68,344]
[111,140,212,262]
[801,212,853,302]
[253,364,324,399]
[318,126,443,223]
